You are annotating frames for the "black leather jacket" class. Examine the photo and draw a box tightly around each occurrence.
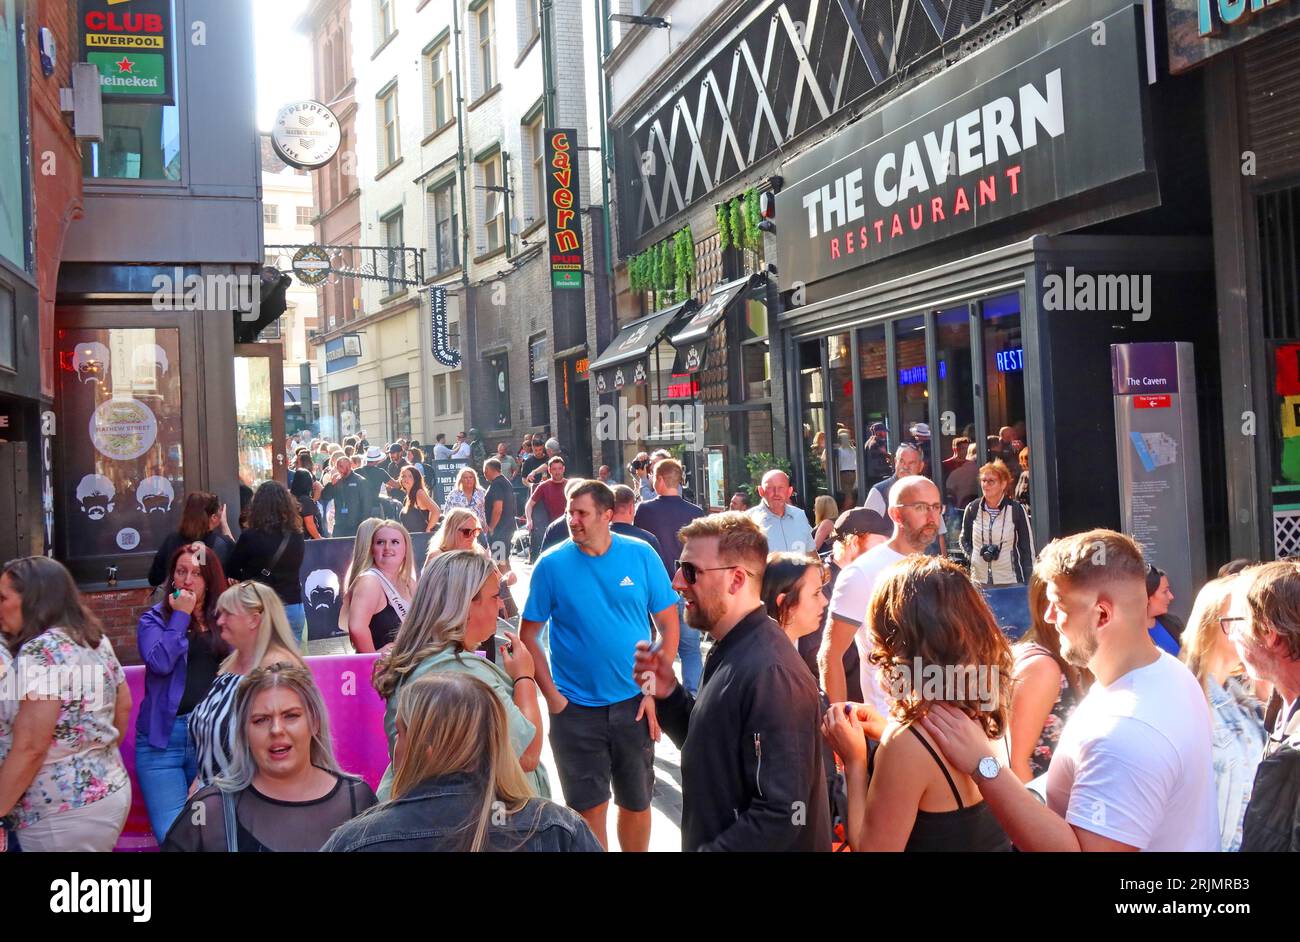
[320,773,603,852]
[1241,701,1300,852]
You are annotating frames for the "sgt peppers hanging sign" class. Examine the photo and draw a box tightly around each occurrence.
[80,0,175,105]
[544,128,584,290]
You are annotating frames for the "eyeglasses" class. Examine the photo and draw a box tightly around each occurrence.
[1219,616,1248,638]
[894,502,945,515]
[676,560,757,585]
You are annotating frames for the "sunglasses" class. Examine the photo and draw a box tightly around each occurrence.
[675,560,757,585]
[459,527,482,537]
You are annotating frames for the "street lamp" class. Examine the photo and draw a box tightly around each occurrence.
[609,12,671,29]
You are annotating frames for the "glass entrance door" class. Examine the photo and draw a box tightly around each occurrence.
[235,344,287,494]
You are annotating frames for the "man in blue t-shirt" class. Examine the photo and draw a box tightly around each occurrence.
[522,479,680,851]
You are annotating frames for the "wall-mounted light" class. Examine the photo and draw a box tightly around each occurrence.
[609,13,671,29]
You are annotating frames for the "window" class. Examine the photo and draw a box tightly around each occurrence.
[519,0,540,48]
[525,117,545,227]
[332,386,360,439]
[434,374,449,416]
[387,379,411,440]
[451,373,463,414]
[529,335,548,382]
[428,179,459,274]
[56,328,184,568]
[0,0,26,270]
[296,206,313,226]
[378,84,400,169]
[425,42,452,133]
[263,204,278,227]
[449,320,461,353]
[381,210,404,297]
[376,0,395,44]
[476,3,497,96]
[478,153,505,255]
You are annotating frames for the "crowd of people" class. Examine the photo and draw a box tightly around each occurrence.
[1,426,1298,854]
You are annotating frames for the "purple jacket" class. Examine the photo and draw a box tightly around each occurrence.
[136,603,198,750]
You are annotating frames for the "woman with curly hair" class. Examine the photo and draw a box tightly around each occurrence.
[821,555,1013,851]
[227,481,307,650]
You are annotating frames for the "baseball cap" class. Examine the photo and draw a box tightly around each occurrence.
[387,442,403,454]
[832,508,892,540]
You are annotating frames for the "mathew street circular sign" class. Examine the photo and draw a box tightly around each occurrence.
[292,245,332,285]
[271,100,342,170]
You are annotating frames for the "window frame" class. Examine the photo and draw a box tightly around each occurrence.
[478,152,505,255]
[428,177,460,275]
[378,82,401,169]
[477,2,497,94]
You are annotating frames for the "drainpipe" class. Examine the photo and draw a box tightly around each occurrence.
[540,0,558,127]
[452,1,475,430]
[595,0,616,279]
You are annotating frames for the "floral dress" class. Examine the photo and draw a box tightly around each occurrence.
[1014,642,1082,779]
[444,486,487,528]
[11,629,130,829]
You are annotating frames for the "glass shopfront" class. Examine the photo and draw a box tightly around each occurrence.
[793,288,1030,527]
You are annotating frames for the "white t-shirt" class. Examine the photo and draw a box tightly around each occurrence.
[1045,650,1219,851]
[826,543,906,715]
[835,446,857,472]
[450,442,471,459]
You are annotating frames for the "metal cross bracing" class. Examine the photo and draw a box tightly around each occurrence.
[615,0,1014,246]
[265,244,427,288]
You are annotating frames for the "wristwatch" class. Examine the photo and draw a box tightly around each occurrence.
[975,755,1001,782]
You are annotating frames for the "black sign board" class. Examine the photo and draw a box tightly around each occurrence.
[79,0,175,106]
[299,533,433,641]
[429,458,469,504]
[429,286,460,367]
[775,1,1151,283]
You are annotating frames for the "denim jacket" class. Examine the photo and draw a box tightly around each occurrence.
[321,773,603,852]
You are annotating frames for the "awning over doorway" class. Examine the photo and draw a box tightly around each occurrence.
[589,298,697,394]
[668,275,754,373]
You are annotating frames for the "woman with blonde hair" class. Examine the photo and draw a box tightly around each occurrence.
[822,555,1013,851]
[372,551,546,798]
[959,460,1034,586]
[188,581,304,788]
[811,495,839,553]
[1181,576,1267,852]
[443,466,487,527]
[324,673,600,852]
[340,518,415,653]
[164,663,376,851]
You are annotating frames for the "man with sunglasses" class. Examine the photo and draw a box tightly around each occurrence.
[1224,562,1300,850]
[521,480,679,852]
[632,512,830,851]
[919,529,1217,851]
[819,476,943,707]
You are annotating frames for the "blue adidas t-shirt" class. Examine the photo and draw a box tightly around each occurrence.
[523,533,679,706]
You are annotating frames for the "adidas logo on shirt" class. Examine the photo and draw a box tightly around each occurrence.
[619,576,635,587]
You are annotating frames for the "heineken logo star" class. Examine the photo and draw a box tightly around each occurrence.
[115,57,135,73]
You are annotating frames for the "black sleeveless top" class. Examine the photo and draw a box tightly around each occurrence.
[368,603,401,650]
[399,505,430,534]
[901,727,1011,852]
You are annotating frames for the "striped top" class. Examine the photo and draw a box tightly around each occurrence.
[189,671,242,786]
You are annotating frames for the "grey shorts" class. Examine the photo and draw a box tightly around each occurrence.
[548,695,654,813]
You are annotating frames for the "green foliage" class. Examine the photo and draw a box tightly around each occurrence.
[739,452,792,508]
[744,188,761,250]
[627,226,694,304]
[674,228,693,297]
[729,199,744,255]
[717,204,731,250]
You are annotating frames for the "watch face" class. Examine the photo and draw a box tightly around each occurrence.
[978,756,1000,780]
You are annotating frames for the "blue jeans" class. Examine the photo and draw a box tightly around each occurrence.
[135,713,198,844]
[676,598,702,696]
[285,603,308,653]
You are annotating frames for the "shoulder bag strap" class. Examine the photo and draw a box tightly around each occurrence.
[260,532,292,579]
[221,789,239,852]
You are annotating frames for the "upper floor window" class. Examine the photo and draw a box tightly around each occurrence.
[524,116,545,228]
[296,206,314,227]
[425,41,453,134]
[263,204,279,227]
[377,83,400,169]
[428,179,459,275]
[381,210,404,297]
[376,0,396,46]
[477,152,505,256]
[518,0,540,51]
[82,103,182,182]
[474,2,497,97]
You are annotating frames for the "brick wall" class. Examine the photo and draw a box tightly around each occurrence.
[83,588,154,666]
[30,0,85,400]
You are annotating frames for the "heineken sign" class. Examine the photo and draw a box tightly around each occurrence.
[80,0,175,105]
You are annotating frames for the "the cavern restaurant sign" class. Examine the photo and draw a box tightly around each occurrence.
[776,1,1151,282]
